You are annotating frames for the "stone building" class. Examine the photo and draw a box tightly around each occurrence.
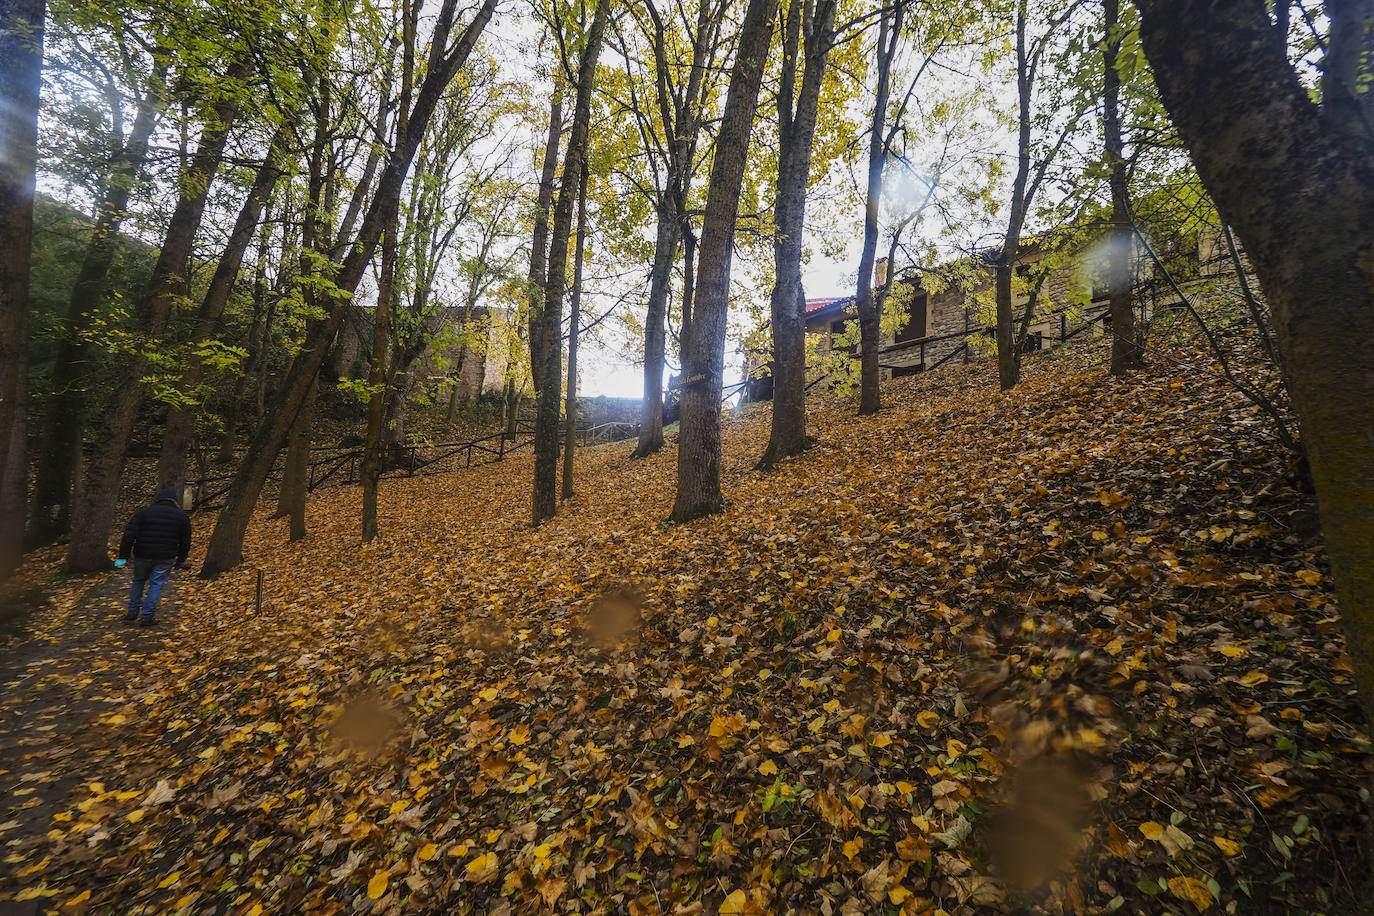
[413,305,513,401]
[804,234,1159,382]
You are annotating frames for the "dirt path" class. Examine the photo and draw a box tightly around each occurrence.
[0,569,183,914]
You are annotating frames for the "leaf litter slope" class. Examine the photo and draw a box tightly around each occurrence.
[1,342,1367,915]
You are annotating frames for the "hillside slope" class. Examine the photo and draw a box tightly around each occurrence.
[1,336,1366,915]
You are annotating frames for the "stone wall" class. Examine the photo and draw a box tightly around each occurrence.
[805,235,1154,381]
[575,396,643,428]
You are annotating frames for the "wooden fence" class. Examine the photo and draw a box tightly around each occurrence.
[191,419,639,512]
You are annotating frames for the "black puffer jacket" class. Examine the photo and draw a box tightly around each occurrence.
[118,488,192,564]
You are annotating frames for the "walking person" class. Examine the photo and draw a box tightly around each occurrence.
[115,487,191,626]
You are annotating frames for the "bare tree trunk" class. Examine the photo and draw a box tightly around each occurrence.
[504,377,519,436]
[631,209,678,458]
[528,86,564,395]
[160,118,293,492]
[996,3,1033,393]
[446,364,463,425]
[68,65,248,572]
[760,0,837,468]
[562,162,589,500]
[30,61,167,545]
[995,0,1079,391]
[680,230,697,363]
[533,0,610,525]
[855,0,903,415]
[630,0,719,459]
[216,250,272,465]
[1102,0,1138,376]
[1134,0,1374,717]
[0,0,43,576]
[670,0,779,523]
[252,298,277,426]
[199,0,496,578]
[361,208,398,543]
[277,376,316,542]
[384,365,412,461]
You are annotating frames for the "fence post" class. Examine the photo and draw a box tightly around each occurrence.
[255,569,263,616]
[499,433,506,461]
[466,445,472,469]
[1060,312,1067,343]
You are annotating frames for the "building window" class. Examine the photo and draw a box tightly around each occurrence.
[895,294,928,343]
[1021,332,1043,354]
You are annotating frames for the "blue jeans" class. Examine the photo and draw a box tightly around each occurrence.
[128,559,174,618]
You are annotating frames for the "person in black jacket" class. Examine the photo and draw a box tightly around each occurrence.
[116,487,191,626]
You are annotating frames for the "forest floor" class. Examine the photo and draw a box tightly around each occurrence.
[0,329,1368,915]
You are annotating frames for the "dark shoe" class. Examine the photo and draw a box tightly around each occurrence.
[139,615,157,627]
[122,613,138,623]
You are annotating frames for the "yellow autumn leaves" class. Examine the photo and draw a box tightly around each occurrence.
[362,844,486,901]
[1168,876,1215,910]
[1134,819,1244,911]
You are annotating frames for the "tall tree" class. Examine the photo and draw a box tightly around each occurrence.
[622,0,726,459]
[200,0,498,578]
[854,0,904,415]
[1100,0,1138,375]
[67,59,253,572]
[362,0,418,544]
[670,0,780,522]
[0,0,45,576]
[157,116,296,493]
[758,0,838,468]
[562,161,589,500]
[273,71,337,534]
[1131,2,1374,718]
[528,84,564,395]
[993,0,1081,391]
[30,55,168,545]
[533,0,611,525]
[360,207,399,543]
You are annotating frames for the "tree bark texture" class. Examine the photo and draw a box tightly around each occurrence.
[384,365,412,461]
[760,0,836,468]
[996,4,1033,393]
[1134,0,1374,716]
[68,65,248,571]
[669,0,780,523]
[680,231,697,363]
[632,0,720,459]
[199,0,496,577]
[215,239,272,465]
[361,205,399,543]
[562,163,589,500]
[528,87,564,395]
[855,0,903,415]
[533,0,609,525]
[0,0,44,576]
[31,61,167,545]
[1102,0,1139,376]
[632,210,678,458]
[159,117,293,492]
[279,376,316,542]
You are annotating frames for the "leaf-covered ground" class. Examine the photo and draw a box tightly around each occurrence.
[1,337,1369,915]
